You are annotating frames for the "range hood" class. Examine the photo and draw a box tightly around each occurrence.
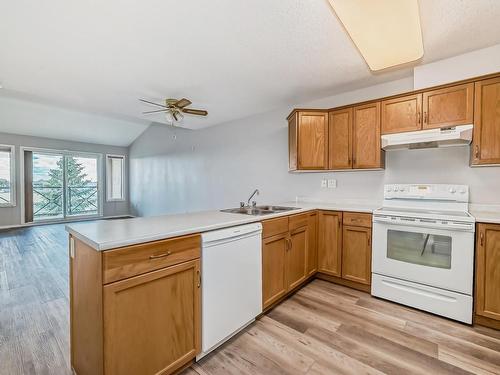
[381,125,473,150]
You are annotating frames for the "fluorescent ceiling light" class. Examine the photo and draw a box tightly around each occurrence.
[327,0,424,71]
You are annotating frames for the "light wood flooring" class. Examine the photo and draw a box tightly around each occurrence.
[1,224,500,375]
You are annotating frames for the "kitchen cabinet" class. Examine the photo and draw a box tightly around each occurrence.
[318,211,372,290]
[306,211,318,276]
[70,234,201,375]
[472,77,500,165]
[475,223,500,329]
[353,102,384,169]
[342,226,372,285]
[381,94,422,134]
[262,213,313,309]
[318,211,343,277]
[262,233,288,308]
[103,260,201,375]
[422,83,474,130]
[288,111,328,170]
[328,108,353,169]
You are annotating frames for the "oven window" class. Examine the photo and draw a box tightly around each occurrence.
[387,230,452,269]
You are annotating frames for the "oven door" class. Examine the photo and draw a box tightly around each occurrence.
[372,218,474,294]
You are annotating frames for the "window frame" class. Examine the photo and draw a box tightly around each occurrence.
[0,144,16,207]
[106,154,126,202]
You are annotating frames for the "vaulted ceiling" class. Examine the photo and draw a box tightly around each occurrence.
[1,0,500,146]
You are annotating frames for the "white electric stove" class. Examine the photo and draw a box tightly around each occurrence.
[371,184,475,323]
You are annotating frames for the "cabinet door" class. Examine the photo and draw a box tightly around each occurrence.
[287,226,308,291]
[306,212,318,276]
[297,111,329,170]
[328,108,353,169]
[342,226,371,285]
[475,224,500,321]
[472,77,500,165]
[381,94,422,134]
[262,233,288,308]
[318,211,343,277]
[103,260,201,375]
[422,83,474,130]
[353,102,383,169]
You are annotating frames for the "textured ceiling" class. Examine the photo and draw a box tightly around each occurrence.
[0,0,500,145]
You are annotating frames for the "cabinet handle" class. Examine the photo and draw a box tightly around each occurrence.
[288,238,292,250]
[197,269,201,288]
[417,111,421,124]
[367,236,371,247]
[424,111,428,124]
[480,232,484,247]
[149,251,171,260]
[475,145,480,159]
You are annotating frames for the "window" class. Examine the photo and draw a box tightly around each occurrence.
[0,145,15,207]
[106,155,125,201]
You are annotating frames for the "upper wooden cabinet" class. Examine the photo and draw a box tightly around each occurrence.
[423,83,474,130]
[472,77,500,165]
[353,102,384,169]
[288,111,328,170]
[328,108,353,169]
[381,94,422,135]
[475,223,500,329]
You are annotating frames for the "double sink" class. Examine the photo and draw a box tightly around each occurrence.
[221,205,300,216]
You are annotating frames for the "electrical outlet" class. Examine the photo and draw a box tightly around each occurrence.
[328,179,337,188]
[321,179,327,188]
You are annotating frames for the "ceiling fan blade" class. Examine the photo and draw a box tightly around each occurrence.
[139,99,168,108]
[175,98,192,108]
[182,108,208,116]
[142,109,168,114]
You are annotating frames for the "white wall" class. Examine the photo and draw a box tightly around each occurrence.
[0,132,130,226]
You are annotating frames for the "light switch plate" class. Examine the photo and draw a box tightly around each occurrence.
[328,179,337,188]
[321,179,327,188]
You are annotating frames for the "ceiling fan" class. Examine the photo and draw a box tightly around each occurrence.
[140,98,208,125]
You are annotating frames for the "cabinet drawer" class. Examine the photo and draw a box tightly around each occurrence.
[343,212,372,228]
[103,234,201,284]
[289,212,309,231]
[262,217,289,238]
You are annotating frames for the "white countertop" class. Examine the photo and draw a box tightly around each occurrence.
[469,204,500,225]
[66,200,380,251]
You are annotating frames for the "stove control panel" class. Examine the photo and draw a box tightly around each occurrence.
[384,184,469,202]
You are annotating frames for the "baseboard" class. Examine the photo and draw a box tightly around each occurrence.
[474,314,500,330]
[315,272,371,293]
[0,215,135,231]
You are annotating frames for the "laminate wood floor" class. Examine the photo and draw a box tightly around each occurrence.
[1,224,499,375]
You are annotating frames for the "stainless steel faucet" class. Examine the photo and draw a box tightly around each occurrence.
[240,189,259,207]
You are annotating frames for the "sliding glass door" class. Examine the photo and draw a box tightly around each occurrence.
[27,150,101,222]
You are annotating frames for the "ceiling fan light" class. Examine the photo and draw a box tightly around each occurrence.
[165,111,174,124]
[327,0,424,71]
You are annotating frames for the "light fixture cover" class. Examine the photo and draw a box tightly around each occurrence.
[328,0,424,71]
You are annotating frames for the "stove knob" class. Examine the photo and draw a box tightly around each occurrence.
[459,188,467,194]
[386,186,393,192]
[449,187,457,194]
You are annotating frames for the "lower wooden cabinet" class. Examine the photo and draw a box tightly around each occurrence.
[262,213,314,309]
[103,260,201,375]
[342,226,372,285]
[317,211,372,289]
[306,212,318,276]
[318,211,343,277]
[70,234,201,375]
[262,233,288,307]
[475,223,500,329]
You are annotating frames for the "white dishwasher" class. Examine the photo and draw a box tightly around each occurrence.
[197,222,262,360]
